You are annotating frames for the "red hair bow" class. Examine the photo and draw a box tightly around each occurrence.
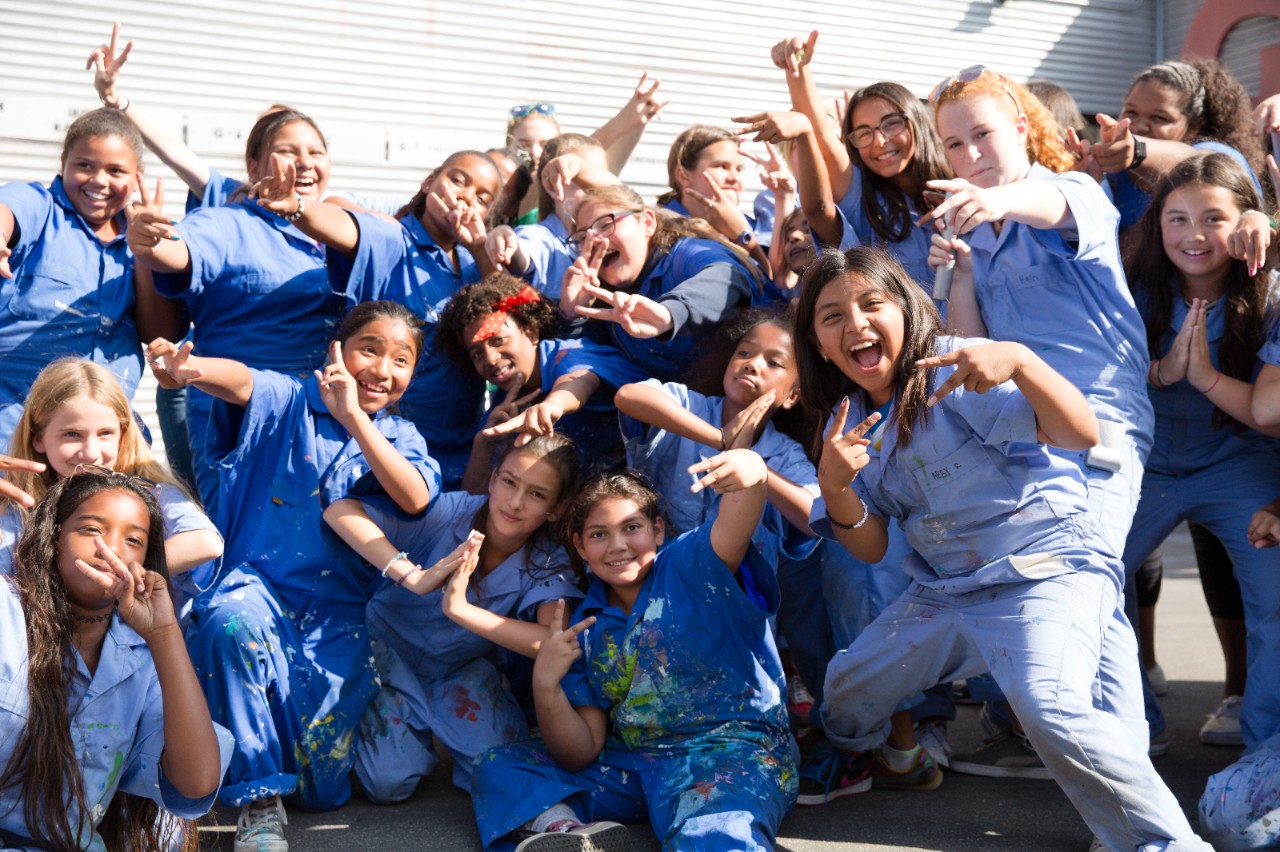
[470,285,542,342]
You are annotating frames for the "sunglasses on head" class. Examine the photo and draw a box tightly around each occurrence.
[72,463,159,490]
[509,102,556,119]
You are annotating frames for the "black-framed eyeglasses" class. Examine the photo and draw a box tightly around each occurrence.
[72,463,159,490]
[509,102,556,119]
[568,210,637,249]
[847,113,909,149]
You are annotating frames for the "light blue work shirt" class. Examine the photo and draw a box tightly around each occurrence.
[834,165,935,292]
[0,577,233,850]
[207,370,440,615]
[1106,141,1263,232]
[620,380,819,568]
[0,178,140,443]
[812,336,1094,593]
[343,211,486,489]
[363,491,580,683]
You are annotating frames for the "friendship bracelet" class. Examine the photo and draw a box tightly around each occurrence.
[1204,372,1222,394]
[1154,359,1169,389]
[105,95,131,112]
[829,500,870,531]
[381,551,409,579]
[284,194,305,222]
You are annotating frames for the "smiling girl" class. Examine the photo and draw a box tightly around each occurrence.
[146,300,441,850]
[0,472,230,851]
[322,433,581,802]
[792,246,1210,851]
[470,457,797,851]
[0,108,147,447]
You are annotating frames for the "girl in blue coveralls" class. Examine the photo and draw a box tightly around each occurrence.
[0,108,147,447]
[145,301,440,850]
[0,471,230,851]
[757,32,948,289]
[1122,152,1280,750]
[436,272,627,484]
[129,107,363,511]
[793,247,1211,851]
[0,360,222,604]
[322,433,582,802]
[560,184,762,390]
[247,148,503,489]
[612,306,819,571]
[471,459,797,852]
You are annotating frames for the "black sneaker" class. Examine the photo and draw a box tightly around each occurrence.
[796,741,872,805]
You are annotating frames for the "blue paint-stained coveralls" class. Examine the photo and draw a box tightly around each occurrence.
[813,336,1210,852]
[619,379,818,571]
[342,211,485,490]
[0,577,234,850]
[1199,730,1280,850]
[472,524,797,852]
[1121,292,1280,746]
[152,200,360,512]
[0,178,141,448]
[967,165,1152,559]
[833,165,935,294]
[513,215,574,302]
[183,370,440,810]
[353,491,582,801]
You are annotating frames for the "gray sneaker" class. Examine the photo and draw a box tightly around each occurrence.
[949,729,1054,781]
[514,822,632,852]
[234,796,288,852]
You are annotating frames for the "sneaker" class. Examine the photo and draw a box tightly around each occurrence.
[514,821,632,852]
[1148,726,1170,757]
[1199,695,1245,746]
[949,729,1054,781]
[1146,663,1169,697]
[871,746,943,791]
[1087,836,1106,851]
[951,679,980,705]
[978,701,1012,739]
[235,796,288,852]
[914,719,953,769]
[787,675,816,726]
[796,742,872,805]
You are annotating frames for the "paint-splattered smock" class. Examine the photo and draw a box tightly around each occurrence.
[352,491,581,800]
[184,370,439,810]
[0,178,141,448]
[472,524,797,852]
[620,379,818,571]
[0,577,233,850]
[342,211,485,490]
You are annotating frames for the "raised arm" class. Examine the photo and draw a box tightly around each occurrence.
[769,31,853,199]
[87,24,212,196]
[734,111,841,247]
[614,382,723,447]
[689,448,769,571]
[145,338,253,407]
[531,599,607,772]
[589,73,669,175]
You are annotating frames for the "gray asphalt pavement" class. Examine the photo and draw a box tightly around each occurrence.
[201,524,1243,850]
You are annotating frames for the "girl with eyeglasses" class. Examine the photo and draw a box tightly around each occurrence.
[0,472,231,852]
[559,184,762,391]
[145,300,441,849]
[0,359,222,604]
[760,32,949,291]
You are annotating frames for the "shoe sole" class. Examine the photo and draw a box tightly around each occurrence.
[796,776,872,806]
[872,772,944,791]
[1199,731,1245,746]
[948,760,1053,781]
[514,823,632,852]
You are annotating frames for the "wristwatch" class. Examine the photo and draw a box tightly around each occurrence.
[733,228,754,247]
[1127,136,1147,170]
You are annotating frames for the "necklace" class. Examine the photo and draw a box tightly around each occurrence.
[72,610,113,625]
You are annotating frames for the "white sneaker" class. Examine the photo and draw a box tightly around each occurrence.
[1146,663,1169,697]
[235,796,288,852]
[1199,695,1245,746]
[514,821,632,851]
[914,719,953,769]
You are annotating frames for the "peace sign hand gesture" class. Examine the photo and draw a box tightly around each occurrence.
[560,237,605,319]
[76,535,176,639]
[314,340,363,426]
[126,174,179,251]
[86,23,133,108]
[248,155,303,219]
[532,598,597,691]
[817,398,880,494]
[575,283,674,339]
[145,338,202,389]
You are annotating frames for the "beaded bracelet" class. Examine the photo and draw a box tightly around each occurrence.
[829,500,870,531]
[284,194,305,222]
[381,551,409,579]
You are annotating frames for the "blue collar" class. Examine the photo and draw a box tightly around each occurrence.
[236,196,318,243]
[663,198,691,217]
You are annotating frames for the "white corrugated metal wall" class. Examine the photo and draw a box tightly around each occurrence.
[1165,0,1280,98]
[1,0,1167,459]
